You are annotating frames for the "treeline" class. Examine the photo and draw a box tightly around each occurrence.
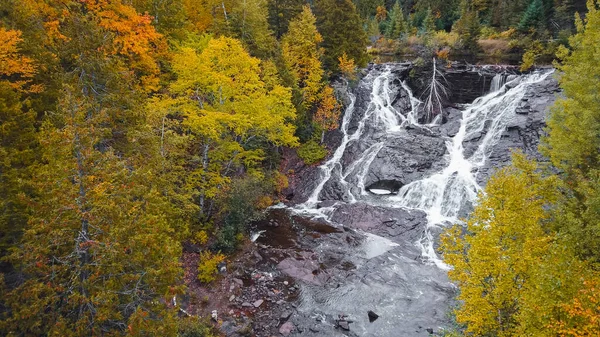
[0,0,368,335]
[441,1,600,336]
[359,0,588,67]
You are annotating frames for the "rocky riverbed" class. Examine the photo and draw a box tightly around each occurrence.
[180,62,561,336]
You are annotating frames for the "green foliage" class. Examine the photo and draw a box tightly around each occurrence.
[178,317,217,337]
[215,176,274,252]
[385,1,408,39]
[0,83,36,257]
[267,0,305,38]
[314,0,369,72]
[518,0,546,32]
[229,0,278,58]
[422,7,436,34]
[452,1,481,53]
[297,139,328,165]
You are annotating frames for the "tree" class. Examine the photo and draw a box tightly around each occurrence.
[0,29,38,258]
[281,6,325,109]
[354,0,385,19]
[160,36,298,220]
[314,0,369,72]
[267,0,305,38]
[518,0,546,32]
[2,84,183,336]
[128,0,189,38]
[422,7,437,34]
[441,153,585,336]
[453,0,481,53]
[314,85,341,142]
[542,0,600,264]
[229,0,278,58]
[385,1,408,39]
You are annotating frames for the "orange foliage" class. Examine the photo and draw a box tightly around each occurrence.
[375,6,387,22]
[0,28,38,91]
[338,52,356,80]
[551,279,600,336]
[84,0,166,91]
[315,86,341,131]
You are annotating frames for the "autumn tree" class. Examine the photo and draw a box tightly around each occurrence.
[281,6,325,109]
[314,0,369,72]
[385,1,408,39]
[1,1,186,335]
[158,36,298,222]
[441,153,588,336]
[541,0,600,264]
[0,28,38,258]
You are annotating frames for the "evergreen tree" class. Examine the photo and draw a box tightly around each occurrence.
[267,0,306,38]
[314,0,369,72]
[385,1,408,39]
[422,7,436,34]
[230,0,278,59]
[518,0,546,31]
[453,0,481,53]
[354,0,385,19]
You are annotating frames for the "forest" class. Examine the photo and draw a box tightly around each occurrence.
[0,0,598,336]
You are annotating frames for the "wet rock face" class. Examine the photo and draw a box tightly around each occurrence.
[468,74,561,185]
[330,203,427,243]
[363,130,447,190]
[263,65,560,337]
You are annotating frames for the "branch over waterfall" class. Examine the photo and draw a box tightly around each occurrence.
[422,58,449,124]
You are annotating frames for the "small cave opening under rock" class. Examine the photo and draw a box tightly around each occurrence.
[366,180,403,195]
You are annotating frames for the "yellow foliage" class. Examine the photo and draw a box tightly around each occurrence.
[256,195,273,209]
[281,6,324,108]
[197,251,225,284]
[194,230,209,245]
[442,153,565,336]
[315,86,341,132]
[338,52,357,80]
[520,41,543,71]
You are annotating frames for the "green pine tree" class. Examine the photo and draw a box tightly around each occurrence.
[314,0,369,72]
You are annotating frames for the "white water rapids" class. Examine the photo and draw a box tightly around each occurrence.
[294,65,553,269]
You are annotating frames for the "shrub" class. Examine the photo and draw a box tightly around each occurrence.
[297,140,328,165]
[215,176,272,252]
[479,39,511,55]
[178,317,216,337]
[194,230,209,245]
[197,251,225,283]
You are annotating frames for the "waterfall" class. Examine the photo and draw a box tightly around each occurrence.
[294,64,553,268]
[489,73,506,92]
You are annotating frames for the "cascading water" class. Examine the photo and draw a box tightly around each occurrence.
[279,64,555,336]
[296,65,553,265]
[489,73,506,92]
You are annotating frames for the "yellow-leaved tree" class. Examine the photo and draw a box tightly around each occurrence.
[154,35,297,222]
[281,5,324,109]
[441,153,587,336]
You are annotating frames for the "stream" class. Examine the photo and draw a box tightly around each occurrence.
[255,62,560,336]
